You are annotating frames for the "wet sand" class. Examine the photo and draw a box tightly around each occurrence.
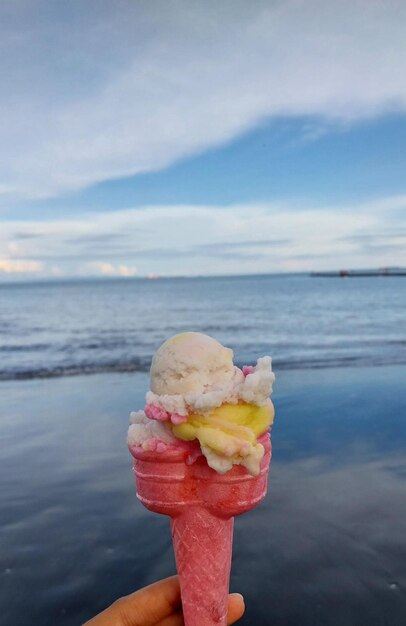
[1,365,405,625]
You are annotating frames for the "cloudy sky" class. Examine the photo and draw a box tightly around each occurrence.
[1,0,406,279]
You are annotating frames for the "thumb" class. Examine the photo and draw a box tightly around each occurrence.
[227,593,245,624]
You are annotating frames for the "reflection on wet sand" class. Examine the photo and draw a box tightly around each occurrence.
[0,366,405,625]
[235,451,406,625]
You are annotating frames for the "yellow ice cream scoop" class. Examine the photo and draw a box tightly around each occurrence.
[170,401,274,475]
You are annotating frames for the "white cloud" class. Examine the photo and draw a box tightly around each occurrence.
[88,262,116,276]
[1,0,406,200]
[87,262,138,277]
[0,259,43,274]
[1,195,405,277]
[117,265,138,277]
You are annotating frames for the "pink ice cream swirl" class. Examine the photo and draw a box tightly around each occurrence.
[145,403,188,425]
[132,437,203,465]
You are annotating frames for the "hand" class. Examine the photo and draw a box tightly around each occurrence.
[83,575,245,625]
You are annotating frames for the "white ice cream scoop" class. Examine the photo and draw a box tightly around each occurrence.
[150,331,236,395]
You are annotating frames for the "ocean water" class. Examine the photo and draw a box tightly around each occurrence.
[0,274,405,380]
[0,275,406,626]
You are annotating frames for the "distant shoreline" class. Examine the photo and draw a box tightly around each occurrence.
[1,268,406,287]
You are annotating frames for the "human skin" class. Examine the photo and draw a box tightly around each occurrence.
[83,576,245,626]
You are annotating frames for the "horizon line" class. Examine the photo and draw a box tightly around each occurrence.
[1,266,406,287]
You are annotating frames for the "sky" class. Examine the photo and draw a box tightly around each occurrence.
[1,0,406,279]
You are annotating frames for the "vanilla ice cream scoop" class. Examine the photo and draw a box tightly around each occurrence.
[150,331,237,395]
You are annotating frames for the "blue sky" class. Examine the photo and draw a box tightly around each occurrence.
[1,0,406,279]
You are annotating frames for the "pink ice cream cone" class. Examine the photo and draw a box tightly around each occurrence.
[129,433,271,626]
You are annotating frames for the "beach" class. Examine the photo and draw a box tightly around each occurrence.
[1,364,405,626]
[0,274,405,625]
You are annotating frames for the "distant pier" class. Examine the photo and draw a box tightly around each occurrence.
[311,268,406,277]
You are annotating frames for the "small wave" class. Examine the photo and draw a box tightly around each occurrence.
[272,354,406,370]
[0,343,51,352]
[1,352,406,382]
[0,359,150,381]
[202,323,259,333]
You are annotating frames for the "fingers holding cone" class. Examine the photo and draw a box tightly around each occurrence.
[83,576,245,626]
[155,593,245,626]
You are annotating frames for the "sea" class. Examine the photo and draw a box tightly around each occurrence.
[1,273,405,380]
[0,274,405,626]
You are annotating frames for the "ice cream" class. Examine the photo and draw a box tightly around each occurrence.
[128,332,275,626]
[128,332,275,475]
[150,331,236,395]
